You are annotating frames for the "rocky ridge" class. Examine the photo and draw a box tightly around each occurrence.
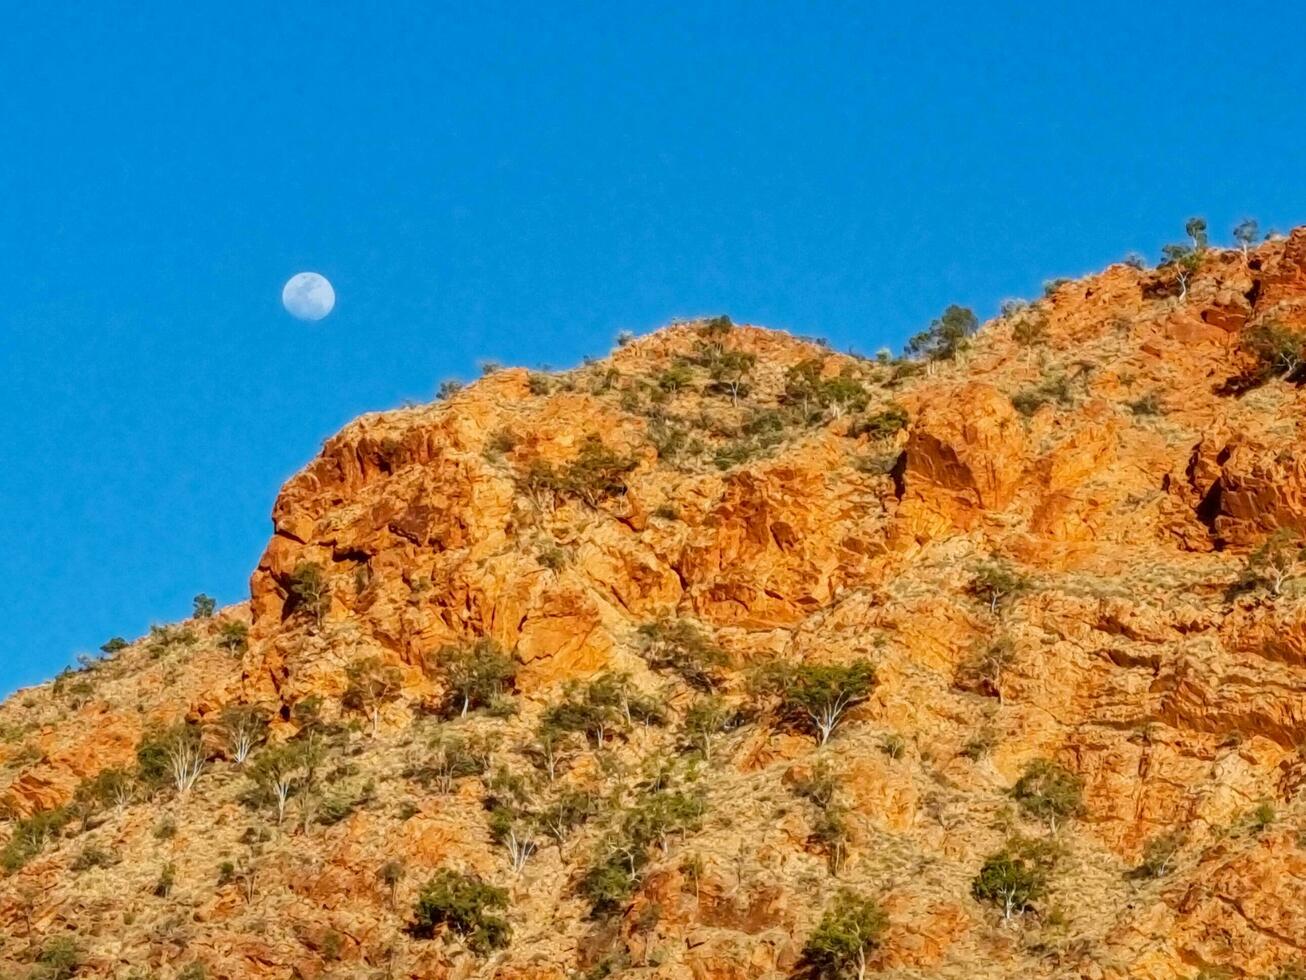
[4,231,1306,978]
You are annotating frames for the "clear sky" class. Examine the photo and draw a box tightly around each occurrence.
[2,2,1304,694]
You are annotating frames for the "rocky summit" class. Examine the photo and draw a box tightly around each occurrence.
[7,231,1306,980]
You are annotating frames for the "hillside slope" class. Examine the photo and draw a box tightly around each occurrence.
[5,231,1306,979]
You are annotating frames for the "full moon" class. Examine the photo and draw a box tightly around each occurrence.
[282,272,336,321]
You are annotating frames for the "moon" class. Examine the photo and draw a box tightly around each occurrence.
[282,272,335,321]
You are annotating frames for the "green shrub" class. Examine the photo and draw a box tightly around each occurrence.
[415,732,495,794]
[1010,759,1083,830]
[793,762,850,874]
[706,349,756,404]
[848,403,908,441]
[541,673,652,747]
[782,360,869,420]
[1011,373,1073,416]
[800,890,887,979]
[99,636,129,655]
[71,843,117,871]
[1130,829,1185,879]
[153,861,177,897]
[1011,312,1048,346]
[656,363,694,393]
[967,559,1029,614]
[682,696,746,761]
[1127,392,1164,416]
[1228,529,1304,598]
[217,620,249,654]
[32,936,80,980]
[1,807,70,873]
[579,789,705,917]
[880,733,906,760]
[520,436,638,510]
[192,593,216,619]
[427,638,516,718]
[410,869,511,953]
[378,859,405,906]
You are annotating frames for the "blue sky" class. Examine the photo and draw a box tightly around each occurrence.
[1,2,1304,693]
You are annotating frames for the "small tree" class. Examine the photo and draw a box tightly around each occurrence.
[247,742,312,825]
[682,696,745,761]
[32,936,80,980]
[410,869,511,954]
[637,618,729,691]
[217,620,249,655]
[953,637,1015,702]
[1185,216,1209,252]
[218,705,269,764]
[540,673,637,747]
[288,562,330,626]
[708,349,757,405]
[1010,759,1083,831]
[342,657,404,736]
[423,732,495,794]
[972,836,1056,922]
[905,305,978,363]
[1131,829,1186,879]
[540,787,594,848]
[429,639,516,718]
[1234,218,1259,261]
[1230,528,1305,597]
[166,725,207,796]
[192,594,216,619]
[967,559,1029,614]
[76,766,135,813]
[378,859,405,908]
[752,660,876,745]
[100,636,129,655]
[563,436,638,508]
[1241,321,1306,382]
[793,762,851,874]
[485,771,542,873]
[520,727,580,781]
[1160,242,1200,299]
[800,890,887,980]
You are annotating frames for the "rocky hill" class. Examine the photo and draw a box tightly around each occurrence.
[5,229,1306,979]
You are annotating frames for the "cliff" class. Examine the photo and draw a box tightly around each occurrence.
[4,231,1306,979]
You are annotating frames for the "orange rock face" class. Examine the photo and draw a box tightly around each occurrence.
[7,234,1306,977]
